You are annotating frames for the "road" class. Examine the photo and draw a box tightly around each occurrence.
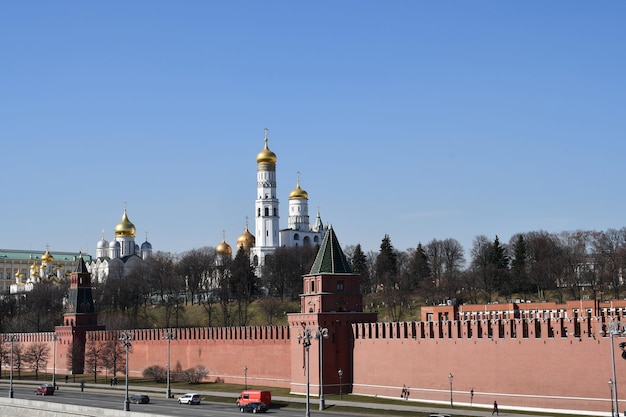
[12,385,336,417]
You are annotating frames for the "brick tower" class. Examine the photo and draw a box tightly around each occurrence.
[55,253,104,375]
[288,226,377,400]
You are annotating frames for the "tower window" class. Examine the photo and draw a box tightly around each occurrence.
[274,208,278,216]
[257,208,261,216]
[337,280,344,292]
[265,207,269,216]
[311,281,315,293]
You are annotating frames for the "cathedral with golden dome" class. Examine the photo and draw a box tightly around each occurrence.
[86,208,153,283]
[217,129,326,272]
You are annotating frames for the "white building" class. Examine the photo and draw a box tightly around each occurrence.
[86,209,153,284]
[0,248,89,294]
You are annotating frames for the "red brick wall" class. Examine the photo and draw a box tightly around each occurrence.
[352,318,617,413]
[3,315,625,414]
[87,326,292,388]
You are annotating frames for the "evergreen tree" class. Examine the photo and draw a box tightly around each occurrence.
[229,247,258,326]
[351,244,371,294]
[489,235,510,296]
[409,243,431,291]
[511,234,530,295]
[375,235,403,321]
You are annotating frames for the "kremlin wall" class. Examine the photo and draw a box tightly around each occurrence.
[8,303,626,415]
[3,229,626,416]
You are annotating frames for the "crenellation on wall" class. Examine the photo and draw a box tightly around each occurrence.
[83,325,290,344]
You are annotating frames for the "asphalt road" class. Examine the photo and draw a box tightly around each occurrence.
[11,385,337,417]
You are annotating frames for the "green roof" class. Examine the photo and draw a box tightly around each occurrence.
[308,226,352,274]
[0,249,92,262]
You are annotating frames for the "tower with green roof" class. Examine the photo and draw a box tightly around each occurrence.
[288,226,377,398]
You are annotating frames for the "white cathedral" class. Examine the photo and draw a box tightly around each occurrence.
[86,209,153,284]
[216,129,326,271]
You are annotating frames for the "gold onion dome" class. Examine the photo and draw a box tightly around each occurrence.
[41,250,54,263]
[289,184,308,199]
[216,239,232,256]
[256,137,277,164]
[237,226,256,252]
[115,210,136,237]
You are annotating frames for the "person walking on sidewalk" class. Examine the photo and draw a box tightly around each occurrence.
[492,401,499,416]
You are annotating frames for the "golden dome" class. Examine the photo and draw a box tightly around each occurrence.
[115,210,136,237]
[237,225,256,252]
[256,137,277,164]
[216,239,233,256]
[289,184,308,199]
[41,250,54,263]
[15,270,23,279]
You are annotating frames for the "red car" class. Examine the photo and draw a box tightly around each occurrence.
[35,384,55,395]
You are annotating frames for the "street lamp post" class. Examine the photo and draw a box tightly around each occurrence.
[119,332,133,411]
[338,369,343,400]
[297,329,313,417]
[244,365,248,390]
[610,379,615,417]
[52,334,58,388]
[163,330,175,399]
[8,335,17,398]
[448,373,454,408]
[315,327,329,410]
[602,320,624,417]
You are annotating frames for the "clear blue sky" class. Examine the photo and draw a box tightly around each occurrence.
[1,1,625,261]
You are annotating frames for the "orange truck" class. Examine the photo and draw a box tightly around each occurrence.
[236,390,272,406]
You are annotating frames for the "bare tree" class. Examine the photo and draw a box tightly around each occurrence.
[14,343,24,380]
[101,338,126,380]
[558,230,593,300]
[525,231,565,300]
[177,248,215,305]
[85,339,104,383]
[425,238,465,302]
[264,246,316,300]
[593,228,626,299]
[470,235,493,300]
[24,342,50,380]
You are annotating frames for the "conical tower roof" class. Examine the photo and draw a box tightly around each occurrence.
[309,225,352,274]
[74,252,89,273]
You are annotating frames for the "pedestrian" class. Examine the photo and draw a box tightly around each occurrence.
[110,378,113,387]
[80,380,85,392]
[492,400,499,416]
[401,385,406,399]
[65,375,68,384]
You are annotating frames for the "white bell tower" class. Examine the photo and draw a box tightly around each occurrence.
[252,128,280,268]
